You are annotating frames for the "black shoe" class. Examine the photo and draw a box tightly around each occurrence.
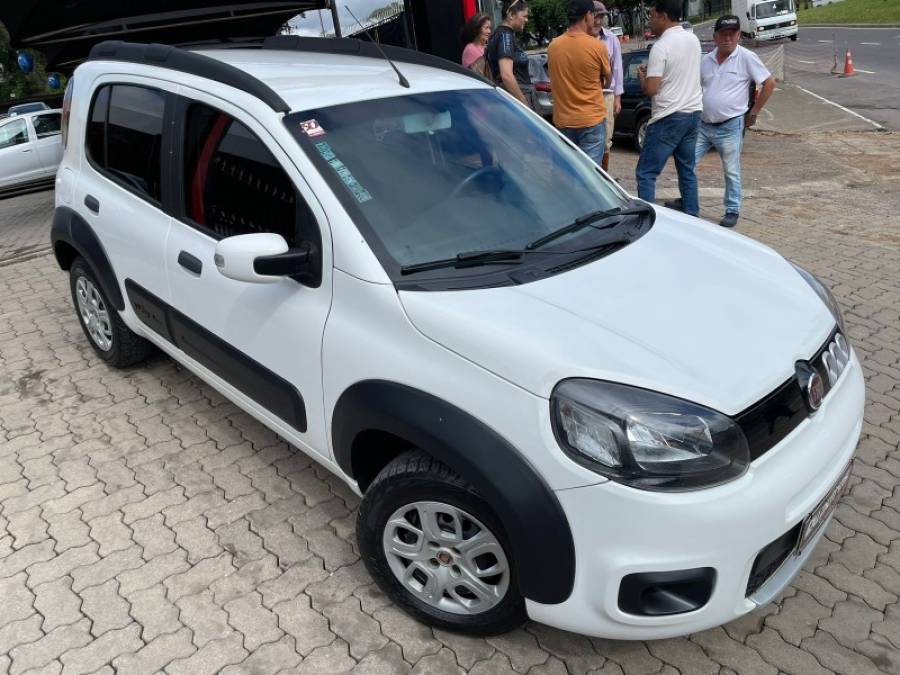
[720,212,739,228]
[664,198,683,211]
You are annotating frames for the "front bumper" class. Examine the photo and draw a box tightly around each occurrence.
[526,353,864,639]
[755,25,798,40]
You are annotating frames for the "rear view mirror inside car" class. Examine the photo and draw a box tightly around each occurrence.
[402,110,451,134]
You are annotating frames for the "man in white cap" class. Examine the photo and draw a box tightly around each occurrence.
[592,2,623,172]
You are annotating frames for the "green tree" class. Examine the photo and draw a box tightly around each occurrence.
[527,0,567,43]
[1,22,59,104]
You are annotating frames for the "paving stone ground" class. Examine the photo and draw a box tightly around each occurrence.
[0,130,899,675]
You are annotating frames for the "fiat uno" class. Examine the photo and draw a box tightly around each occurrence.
[52,37,864,638]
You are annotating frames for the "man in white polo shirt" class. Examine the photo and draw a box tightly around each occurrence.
[636,0,703,216]
[696,15,776,227]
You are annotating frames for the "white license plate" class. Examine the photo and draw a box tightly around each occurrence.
[796,464,851,553]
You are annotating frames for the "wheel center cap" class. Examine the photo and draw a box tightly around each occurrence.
[436,550,454,566]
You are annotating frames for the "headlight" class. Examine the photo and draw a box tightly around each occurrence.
[791,263,845,332]
[551,380,750,491]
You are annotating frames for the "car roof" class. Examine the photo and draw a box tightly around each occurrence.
[190,48,490,112]
[0,108,61,123]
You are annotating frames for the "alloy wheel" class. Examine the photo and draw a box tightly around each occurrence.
[382,501,511,615]
[75,276,113,351]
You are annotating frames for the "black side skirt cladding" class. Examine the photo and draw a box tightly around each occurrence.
[124,279,307,432]
[332,380,576,605]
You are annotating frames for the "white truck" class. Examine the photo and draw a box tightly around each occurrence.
[732,0,798,41]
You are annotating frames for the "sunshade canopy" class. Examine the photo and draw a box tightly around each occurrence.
[2,1,331,71]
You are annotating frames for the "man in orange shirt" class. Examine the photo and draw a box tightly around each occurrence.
[548,0,612,166]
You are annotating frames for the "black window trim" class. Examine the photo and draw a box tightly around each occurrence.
[84,82,173,211]
[169,94,324,287]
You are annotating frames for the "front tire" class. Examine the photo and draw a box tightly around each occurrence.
[69,257,153,368]
[357,452,526,636]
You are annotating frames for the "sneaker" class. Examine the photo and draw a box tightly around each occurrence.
[720,212,739,228]
[663,198,683,211]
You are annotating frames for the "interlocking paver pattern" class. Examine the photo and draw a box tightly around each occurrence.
[1,130,899,673]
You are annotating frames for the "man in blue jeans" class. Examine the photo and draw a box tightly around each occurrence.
[548,0,611,165]
[635,0,702,215]
[693,15,776,227]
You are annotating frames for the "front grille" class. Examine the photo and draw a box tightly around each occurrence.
[735,328,840,462]
[745,522,802,597]
[776,20,794,28]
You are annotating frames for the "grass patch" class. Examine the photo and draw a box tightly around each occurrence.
[797,0,900,24]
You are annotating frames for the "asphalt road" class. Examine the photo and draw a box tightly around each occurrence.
[694,23,900,130]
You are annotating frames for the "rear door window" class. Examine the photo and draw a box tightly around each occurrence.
[33,112,62,138]
[86,84,165,203]
[625,54,648,83]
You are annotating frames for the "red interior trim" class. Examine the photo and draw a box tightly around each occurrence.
[190,112,230,224]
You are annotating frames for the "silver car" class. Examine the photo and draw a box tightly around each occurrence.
[527,51,553,119]
[0,109,63,196]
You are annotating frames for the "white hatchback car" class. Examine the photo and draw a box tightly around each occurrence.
[52,38,864,639]
[0,109,64,195]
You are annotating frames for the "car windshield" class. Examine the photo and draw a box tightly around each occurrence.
[288,89,628,272]
[755,0,793,19]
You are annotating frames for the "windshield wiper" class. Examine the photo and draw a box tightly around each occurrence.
[400,249,532,275]
[526,201,653,251]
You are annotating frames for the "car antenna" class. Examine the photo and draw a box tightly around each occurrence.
[344,5,410,88]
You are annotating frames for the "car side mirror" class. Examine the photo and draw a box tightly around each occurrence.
[214,233,314,284]
[746,11,751,18]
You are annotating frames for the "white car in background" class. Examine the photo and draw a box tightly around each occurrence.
[0,108,63,195]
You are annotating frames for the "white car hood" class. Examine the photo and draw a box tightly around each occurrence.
[399,212,836,414]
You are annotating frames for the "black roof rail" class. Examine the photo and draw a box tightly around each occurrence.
[87,40,290,113]
[262,35,493,86]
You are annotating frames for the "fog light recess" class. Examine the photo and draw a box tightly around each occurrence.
[618,567,716,616]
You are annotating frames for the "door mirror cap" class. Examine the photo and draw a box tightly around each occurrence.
[214,233,289,284]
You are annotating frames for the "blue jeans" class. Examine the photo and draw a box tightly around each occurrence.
[636,111,702,216]
[560,122,607,166]
[695,116,744,214]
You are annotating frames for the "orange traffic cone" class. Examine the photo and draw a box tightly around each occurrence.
[840,48,855,77]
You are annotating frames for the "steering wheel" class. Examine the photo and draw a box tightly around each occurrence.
[447,165,502,201]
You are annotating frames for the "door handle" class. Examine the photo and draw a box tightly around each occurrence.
[178,251,203,275]
[84,195,100,214]
[21,148,33,153]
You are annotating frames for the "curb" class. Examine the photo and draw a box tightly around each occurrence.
[799,23,900,28]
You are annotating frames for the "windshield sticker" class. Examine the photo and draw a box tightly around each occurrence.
[314,141,372,204]
[300,119,327,137]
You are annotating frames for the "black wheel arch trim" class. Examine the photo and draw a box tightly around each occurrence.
[332,380,575,605]
[51,205,125,310]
